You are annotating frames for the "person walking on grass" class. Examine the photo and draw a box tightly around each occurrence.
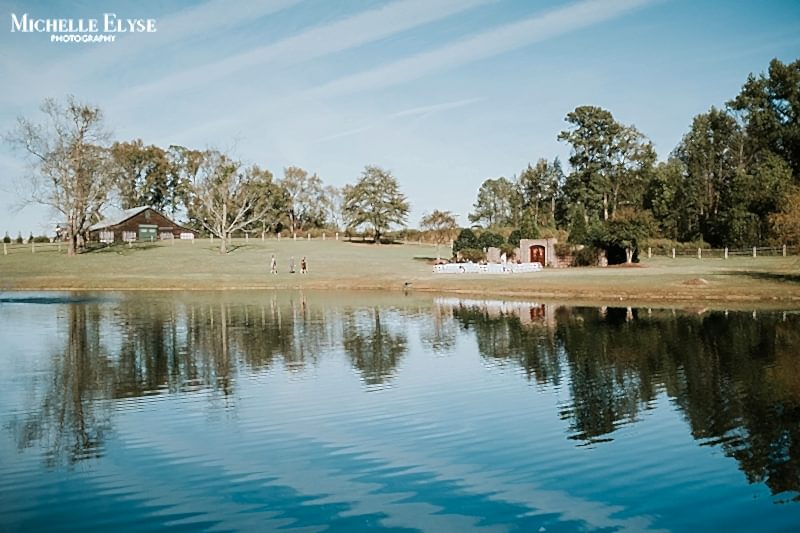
[270,254,278,275]
[300,256,307,274]
[289,256,295,274]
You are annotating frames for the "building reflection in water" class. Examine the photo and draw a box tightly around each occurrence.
[435,297,800,500]
[9,294,800,500]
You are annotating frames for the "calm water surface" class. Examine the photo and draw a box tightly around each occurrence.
[1,291,799,532]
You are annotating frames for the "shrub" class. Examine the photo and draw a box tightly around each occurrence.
[15,233,23,244]
[458,247,486,262]
[33,235,51,243]
[643,238,677,254]
[554,242,573,256]
[572,246,601,266]
[453,228,479,254]
[2,233,10,244]
[499,243,516,259]
[507,229,522,246]
[478,231,504,250]
[683,239,711,251]
[643,238,711,254]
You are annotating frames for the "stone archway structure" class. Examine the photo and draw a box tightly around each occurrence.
[519,238,556,267]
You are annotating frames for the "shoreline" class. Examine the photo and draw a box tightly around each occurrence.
[3,282,800,311]
[2,239,799,310]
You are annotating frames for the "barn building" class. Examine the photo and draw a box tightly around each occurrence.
[89,206,195,243]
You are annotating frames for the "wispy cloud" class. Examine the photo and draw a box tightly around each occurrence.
[306,0,655,98]
[185,0,655,144]
[390,97,486,119]
[316,97,485,142]
[116,0,496,105]
[2,0,304,103]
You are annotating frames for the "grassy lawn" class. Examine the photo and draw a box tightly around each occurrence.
[1,238,799,307]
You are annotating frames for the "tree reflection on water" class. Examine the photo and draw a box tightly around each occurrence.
[445,299,800,501]
[342,307,407,387]
[12,304,113,467]
[9,294,800,500]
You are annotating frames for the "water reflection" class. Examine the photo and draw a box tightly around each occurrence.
[343,307,408,387]
[419,304,458,354]
[442,297,562,384]
[5,292,800,505]
[8,293,412,466]
[12,304,113,466]
[438,298,800,501]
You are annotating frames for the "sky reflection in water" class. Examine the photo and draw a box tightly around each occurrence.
[1,291,799,532]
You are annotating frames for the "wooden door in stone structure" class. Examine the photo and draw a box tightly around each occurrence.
[529,245,545,265]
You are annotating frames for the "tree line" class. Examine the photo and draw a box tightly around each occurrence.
[6,58,797,260]
[466,58,800,263]
[6,101,410,255]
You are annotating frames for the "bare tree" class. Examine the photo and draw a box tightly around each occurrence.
[6,96,113,255]
[322,185,344,230]
[281,166,325,236]
[420,210,458,260]
[189,150,274,254]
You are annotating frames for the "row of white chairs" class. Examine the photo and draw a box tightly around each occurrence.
[433,262,543,274]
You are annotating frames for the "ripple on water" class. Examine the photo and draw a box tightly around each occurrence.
[3,297,800,532]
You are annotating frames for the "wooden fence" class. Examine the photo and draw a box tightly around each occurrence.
[645,245,798,259]
[2,238,797,259]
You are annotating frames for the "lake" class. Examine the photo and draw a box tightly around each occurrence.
[1,291,799,532]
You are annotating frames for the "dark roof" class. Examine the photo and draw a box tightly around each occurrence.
[89,206,156,231]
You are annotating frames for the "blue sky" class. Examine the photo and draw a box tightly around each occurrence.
[1,0,799,235]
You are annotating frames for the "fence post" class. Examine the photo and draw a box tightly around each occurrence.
[697,248,701,260]
[783,244,787,257]
[648,247,651,259]
[323,233,326,241]
[3,243,6,255]
[753,246,757,258]
[307,233,311,240]
[672,248,675,259]
[31,241,35,253]
[724,247,728,259]
[335,232,339,241]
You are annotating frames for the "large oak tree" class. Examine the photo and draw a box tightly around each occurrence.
[110,139,171,211]
[343,165,409,244]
